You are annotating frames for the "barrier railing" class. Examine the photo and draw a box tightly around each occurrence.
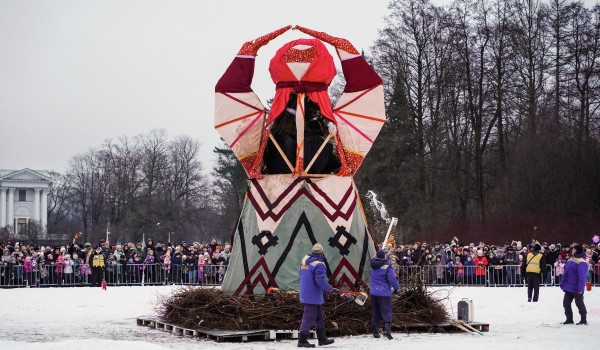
[0,263,227,288]
[1,262,598,288]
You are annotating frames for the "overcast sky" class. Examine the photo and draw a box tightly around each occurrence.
[0,0,393,174]
[1,0,595,174]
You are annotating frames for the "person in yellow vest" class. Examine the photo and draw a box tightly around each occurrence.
[90,246,106,287]
[521,243,547,302]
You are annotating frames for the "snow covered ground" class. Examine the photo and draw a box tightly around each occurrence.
[0,285,597,349]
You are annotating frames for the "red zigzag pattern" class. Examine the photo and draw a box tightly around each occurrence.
[247,178,357,222]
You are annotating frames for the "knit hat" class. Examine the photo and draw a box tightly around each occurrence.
[376,249,386,259]
[312,243,324,254]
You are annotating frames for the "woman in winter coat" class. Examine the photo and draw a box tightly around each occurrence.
[370,249,400,339]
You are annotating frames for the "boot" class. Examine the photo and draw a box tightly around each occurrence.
[563,311,574,324]
[576,313,587,325]
[383,322,393,340]
[297,332,315,348]
[316,329,334,346]
[372,324,380,338]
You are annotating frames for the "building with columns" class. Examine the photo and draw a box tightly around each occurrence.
[0,168,53,235]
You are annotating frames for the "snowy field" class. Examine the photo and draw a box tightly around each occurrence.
[0,285,597,349]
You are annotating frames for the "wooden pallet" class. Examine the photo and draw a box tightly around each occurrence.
[136,316,315,342]
[397,321,490,333]
[136,316,488,342]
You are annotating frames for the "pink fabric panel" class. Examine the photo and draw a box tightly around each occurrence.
[334,85,386,157]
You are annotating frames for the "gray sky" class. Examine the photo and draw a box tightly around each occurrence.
[1,0,596,174]
[0,0,390,174]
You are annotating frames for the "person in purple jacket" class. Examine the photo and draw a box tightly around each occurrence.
[370,249,401,339]
[298,243,338,348]
[560,243,588,325]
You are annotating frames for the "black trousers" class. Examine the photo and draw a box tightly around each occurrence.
[563,291,587,319]
[526,272,541,301]
[91,267,104,286]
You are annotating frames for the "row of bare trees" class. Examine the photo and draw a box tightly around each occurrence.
[45,129,227,245]
[38,0,599,246]
[356,0,600,244]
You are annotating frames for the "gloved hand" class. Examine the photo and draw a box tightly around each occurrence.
[237,26,292,56]
[394,289,401,295]
[331,288,340,295]
[294,25,359,57]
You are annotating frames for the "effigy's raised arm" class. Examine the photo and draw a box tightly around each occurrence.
[296,25,385,175]
[238,25,292,57]
[216,26,292,93]
[294,25,359,59]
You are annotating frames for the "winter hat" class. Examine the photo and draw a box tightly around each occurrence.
[312,243,324,254]
[376,249,386,259]
[533,243,542,251]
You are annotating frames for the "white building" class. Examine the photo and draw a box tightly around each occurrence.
[0,168,53,235]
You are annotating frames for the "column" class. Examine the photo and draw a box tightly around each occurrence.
[0,187,6,227]
[7,187,15,231]
[41,188,48,231]
[33,188,41,222]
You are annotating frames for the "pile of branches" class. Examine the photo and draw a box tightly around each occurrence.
[158,273,447,336]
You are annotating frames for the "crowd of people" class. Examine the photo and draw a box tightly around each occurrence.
[378,235,600,287]
[1,233,599,289]
[0,235,231,287]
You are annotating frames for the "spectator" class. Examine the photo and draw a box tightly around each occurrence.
[560,244,588,325]
[522,243,546,302]
[555,255,566,285]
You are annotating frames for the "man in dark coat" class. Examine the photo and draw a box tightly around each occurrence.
[370,249,400,339]
[298,243,338,348]
[560,244,588,325]
[521,243,547,302]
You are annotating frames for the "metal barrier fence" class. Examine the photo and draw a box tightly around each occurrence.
[0,263,226,288]
[1,263,599,288]
[399,264,600,287]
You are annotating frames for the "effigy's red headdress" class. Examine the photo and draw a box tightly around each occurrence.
[267,38,336,126]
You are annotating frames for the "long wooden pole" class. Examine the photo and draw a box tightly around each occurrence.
[303,133,333,174]
[382,217,398,248]
[268,133,294,172]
